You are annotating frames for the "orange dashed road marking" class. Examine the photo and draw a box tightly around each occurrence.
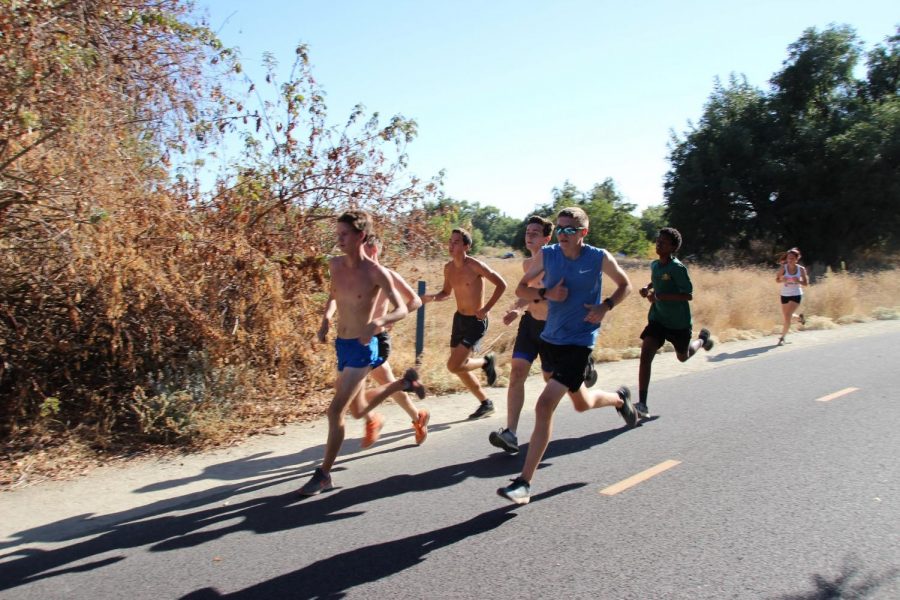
[600,459,681,496]
[815,387,860,402]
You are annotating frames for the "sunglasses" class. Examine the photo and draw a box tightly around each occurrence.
[555,225,585,236]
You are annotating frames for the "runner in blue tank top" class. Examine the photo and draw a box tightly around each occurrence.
[497,206,638,505]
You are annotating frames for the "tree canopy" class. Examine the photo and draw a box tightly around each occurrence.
[665,25,900,266]
[532,179,651,256]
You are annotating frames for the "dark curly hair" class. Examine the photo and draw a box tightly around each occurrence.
[658,227,682,252]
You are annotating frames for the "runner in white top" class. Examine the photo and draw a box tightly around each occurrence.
[775,247,808,345]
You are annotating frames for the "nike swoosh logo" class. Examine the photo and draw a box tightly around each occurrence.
[578,269,591,274]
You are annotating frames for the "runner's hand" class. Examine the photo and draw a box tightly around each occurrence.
[503,309,520,326]
[317,318,330,343]
[545,278,567,302]
[583,303,608,324]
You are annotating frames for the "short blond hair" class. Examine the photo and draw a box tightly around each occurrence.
[557,206,589,228]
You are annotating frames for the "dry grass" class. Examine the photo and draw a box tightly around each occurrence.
[3,254,898,489]
[379,258,900,397]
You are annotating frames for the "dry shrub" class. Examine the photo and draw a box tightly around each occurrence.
[0,0,438,471]
[805,269,861,319]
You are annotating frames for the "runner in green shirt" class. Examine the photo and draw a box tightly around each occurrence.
[636,227,714,418]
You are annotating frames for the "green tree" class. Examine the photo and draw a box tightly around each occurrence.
[665,25,900,266]
[471,204,520,247]
[665,75,775,258]
[536,179,647,255]
[421,197,520,252]
[638,205,668,255]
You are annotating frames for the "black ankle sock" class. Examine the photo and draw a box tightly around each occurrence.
[639,390,648,403]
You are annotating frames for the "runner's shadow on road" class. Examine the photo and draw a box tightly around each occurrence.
[0,424,627,593]
[133,415,459,496]
[134,421,440,495]
[152,425,630,552]
[0,411,481,552]
[178,483,587,600]
[708,343,779,362]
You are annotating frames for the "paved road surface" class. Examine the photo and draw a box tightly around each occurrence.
[1,321,898,599]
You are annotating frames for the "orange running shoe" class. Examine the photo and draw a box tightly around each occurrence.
[413,409,430,445]
[361,413,384,449]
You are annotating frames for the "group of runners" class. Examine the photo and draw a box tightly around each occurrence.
[300,207,806,505]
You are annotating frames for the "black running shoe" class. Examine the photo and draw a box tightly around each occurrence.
[482,353,497,386]
[468,400,495,420]
[298,467,333,496]
[489,428,519,453]
[584,356,598,388]
[698,328,714,352]
[402,368,427,399]
[497,477,531,505]
[615,386,638,428]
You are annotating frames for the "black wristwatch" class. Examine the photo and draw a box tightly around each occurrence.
[603,297,614,310]
[538,287,547,299]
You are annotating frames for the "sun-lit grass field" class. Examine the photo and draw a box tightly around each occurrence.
[4,252,897,489]
[380,254,900,396]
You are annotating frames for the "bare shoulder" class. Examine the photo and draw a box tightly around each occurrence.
[366,260,392,280]
[465,255,491,273]
[601,248,627,274]
[387,266,412,285]
[521,256,533,273]
[600,248,618,264]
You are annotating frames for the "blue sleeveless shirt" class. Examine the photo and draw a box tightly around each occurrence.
[540,244,605,347]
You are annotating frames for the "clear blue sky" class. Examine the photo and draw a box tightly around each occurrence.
[200,1,897,219]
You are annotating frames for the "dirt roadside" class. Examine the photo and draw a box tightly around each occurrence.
[2,318,898,544]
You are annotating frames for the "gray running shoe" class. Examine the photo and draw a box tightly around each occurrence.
[489,428,519,454]
[584,356,598,388]
[615,386,638,428]
[468,400,495,420]
[497,477,531,505]
[482,353,497,386]
[298,467,333,496]
[634,401,651,419]
[699,328,714,352]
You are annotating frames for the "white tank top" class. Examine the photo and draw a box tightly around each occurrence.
[780,265,804,296]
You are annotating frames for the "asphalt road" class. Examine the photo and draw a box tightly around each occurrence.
[1,323,898,599]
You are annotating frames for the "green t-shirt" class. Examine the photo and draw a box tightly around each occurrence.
[648,257,693,330]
